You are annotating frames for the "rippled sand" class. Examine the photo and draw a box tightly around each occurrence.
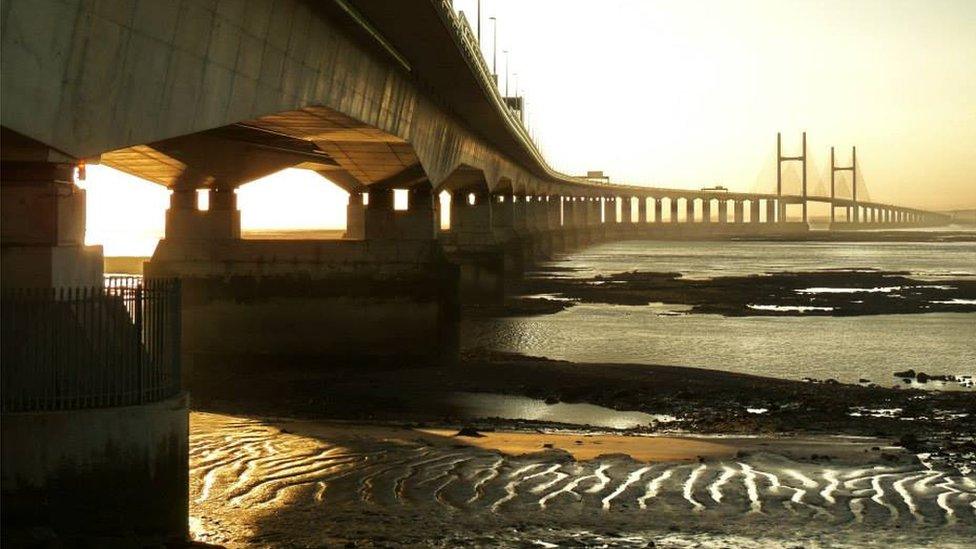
[188,413,976,547]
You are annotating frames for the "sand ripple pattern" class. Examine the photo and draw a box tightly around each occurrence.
[190,416,976,528]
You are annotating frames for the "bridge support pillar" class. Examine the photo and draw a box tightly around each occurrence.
[491,194,515,237]
[621,196,633,224]
[1,133,188,544]
[1,151,104,289]
[450,191,493,246]
[164,186,241,242]
[345,191,365,239]
[685,198,694,223]
[702,199,712,223]
[638,197,648,224]
[765,199,776,223]
[653,198,662,223]
[671,199,679,223]
[718,200,728,224]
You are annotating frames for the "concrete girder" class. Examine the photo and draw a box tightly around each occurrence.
[100,129,323,190]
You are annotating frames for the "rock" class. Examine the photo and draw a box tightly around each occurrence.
[859,378,871,384]
[894,369,916,378]
[916,372,930,383]
[544,396,560,405]
[455,427,484,438]
[543,443,554,449]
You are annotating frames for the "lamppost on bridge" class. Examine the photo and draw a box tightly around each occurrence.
[503,49,510,96]
[489,16,498,84]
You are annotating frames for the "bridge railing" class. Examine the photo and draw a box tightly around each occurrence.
[439,1,552,169]
[0,277,181,413]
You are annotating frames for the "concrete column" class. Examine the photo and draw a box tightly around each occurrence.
[1,156,103,288]
[165,185,241,242]
[450,190,493,245]
[490,193,515,238]
[671,198,679,223]
[685,198,694,223]
[620,196,633,223]
[653,198,662,223]
[511,194,528,234]
[733,201,744,223]
[702,199,712,223]
[571,197,584,227]
[638,197,648,223]
[561,197,574,228]
[718,200,728,223]
[364,188,396,239]
[547,196,561,228]
[587,197,600,226]
[345,191,365,239]
[765,199,776,223]
[208,187,242,238]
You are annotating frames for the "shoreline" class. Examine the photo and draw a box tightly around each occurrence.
[190,349,975,474]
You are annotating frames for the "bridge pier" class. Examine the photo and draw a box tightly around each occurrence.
[150,167,460,385]
[621,195,633,225]
[1,132,188,543]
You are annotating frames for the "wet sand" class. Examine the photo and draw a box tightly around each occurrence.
[416,428,736,462]
[189,413,975,548]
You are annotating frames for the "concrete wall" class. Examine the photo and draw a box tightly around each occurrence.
[145,238,460,385]
[1,394,189,544]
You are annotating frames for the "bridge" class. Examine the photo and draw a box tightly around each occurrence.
[0,0,954,542]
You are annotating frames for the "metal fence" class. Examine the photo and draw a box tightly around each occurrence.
[1,277,181,412]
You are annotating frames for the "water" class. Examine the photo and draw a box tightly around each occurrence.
[448,392,675,429]
[464,240,976,387]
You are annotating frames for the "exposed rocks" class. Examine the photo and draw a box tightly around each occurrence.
[506,269,976,317]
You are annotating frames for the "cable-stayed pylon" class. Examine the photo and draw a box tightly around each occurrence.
[777,132,807,222]
[830,145,856,222]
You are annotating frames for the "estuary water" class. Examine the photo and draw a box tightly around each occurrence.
[462,240,976,387]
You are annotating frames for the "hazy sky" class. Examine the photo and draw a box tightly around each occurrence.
[85,0,975,255]
[456,0,975,207]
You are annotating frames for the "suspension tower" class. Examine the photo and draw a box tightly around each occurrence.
[777,132,807,223]
[830,145,856,223]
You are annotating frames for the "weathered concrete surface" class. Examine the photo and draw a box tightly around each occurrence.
[145,238,459,379]
[1,131,104,288]
[1,394,189,544]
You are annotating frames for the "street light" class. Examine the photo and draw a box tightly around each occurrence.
[489,16,497,83]
[503,49,509,97]
[476,0,481,43]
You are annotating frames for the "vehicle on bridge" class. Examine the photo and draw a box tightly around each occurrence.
[701,185,729,192]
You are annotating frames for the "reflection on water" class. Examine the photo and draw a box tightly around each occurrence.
[448,392,675,429]
[467,241,976,387]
